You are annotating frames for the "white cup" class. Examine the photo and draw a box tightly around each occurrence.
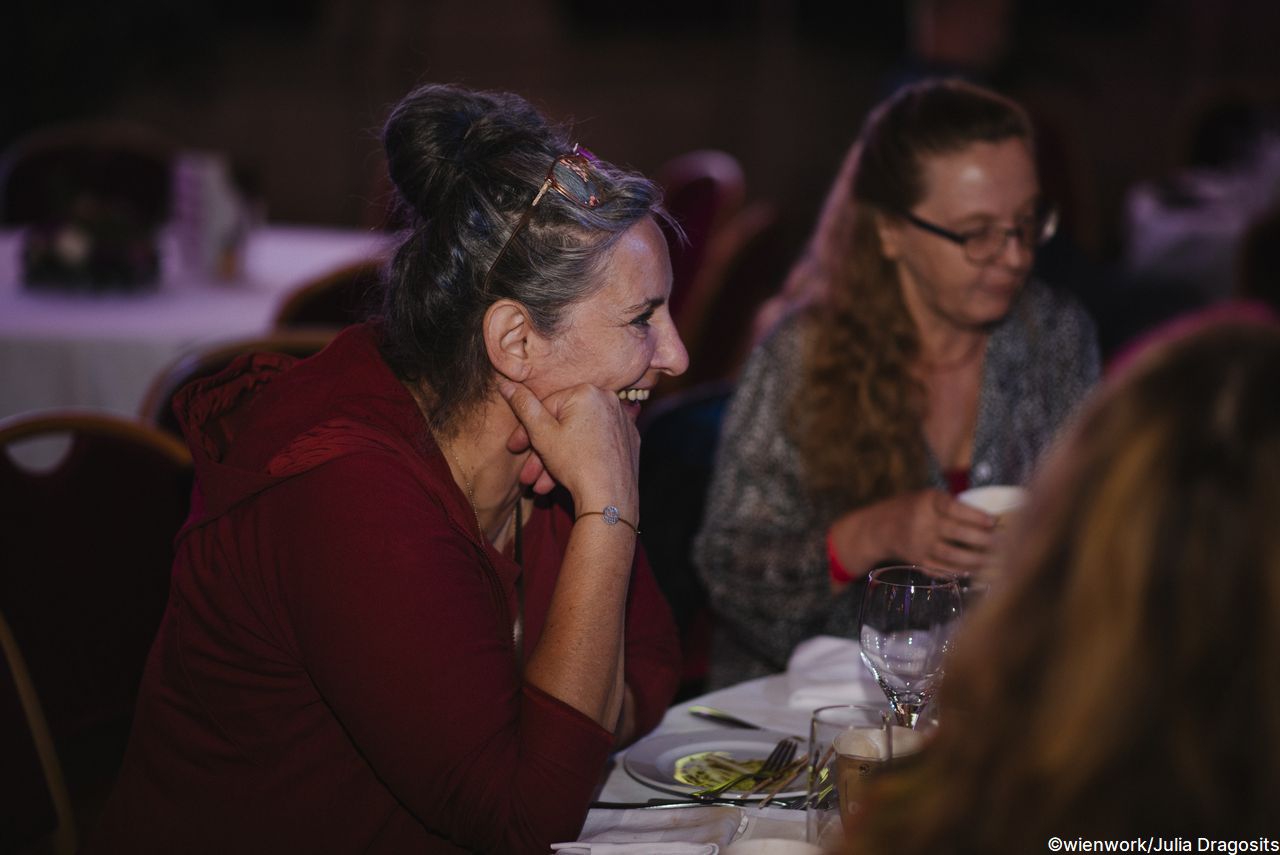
[806,705,925,847]
[955,485,1028,597]
[956,485,1028,519]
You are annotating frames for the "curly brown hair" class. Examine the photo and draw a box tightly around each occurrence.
[850,319,1280,850]
[786,79,1033,504]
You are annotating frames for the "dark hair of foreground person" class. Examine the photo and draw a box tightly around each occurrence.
[850,318,1280,852]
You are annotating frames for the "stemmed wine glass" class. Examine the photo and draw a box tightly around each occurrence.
[857,565,963,728]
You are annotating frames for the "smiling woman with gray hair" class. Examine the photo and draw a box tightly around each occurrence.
[89,83,687,853]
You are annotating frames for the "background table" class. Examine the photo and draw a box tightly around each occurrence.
[0,225,390,421]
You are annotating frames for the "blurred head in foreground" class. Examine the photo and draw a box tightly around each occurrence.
[852,318,1280,851]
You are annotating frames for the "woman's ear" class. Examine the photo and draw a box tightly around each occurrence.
[875,212,905,261]
[483,299,538,382]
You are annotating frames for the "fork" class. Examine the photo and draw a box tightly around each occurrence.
[693,736,799,799]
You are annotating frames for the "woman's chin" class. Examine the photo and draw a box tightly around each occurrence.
[962,289,1021,327]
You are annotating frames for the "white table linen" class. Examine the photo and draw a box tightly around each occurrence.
[784,635,883,710]
[0,225,390,421]
[555,806,740,854]
[570,637,880,853]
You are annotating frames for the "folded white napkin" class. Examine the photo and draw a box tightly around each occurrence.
[550,806,743,855]
[551,844,716,855]
[785,635,882,710]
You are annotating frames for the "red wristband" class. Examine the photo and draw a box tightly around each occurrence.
[827,529,855,585]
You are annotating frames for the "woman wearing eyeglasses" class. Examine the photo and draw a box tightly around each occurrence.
[694,78,1099,688]
[90,84,686,853]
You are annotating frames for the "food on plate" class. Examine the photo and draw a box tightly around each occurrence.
[673,750,765,791]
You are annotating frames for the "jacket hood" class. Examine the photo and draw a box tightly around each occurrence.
[172,323,449,525]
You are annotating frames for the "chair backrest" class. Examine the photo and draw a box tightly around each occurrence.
[0,412,193,813]
[271,257,384,330]
[672,201,791,391]
[0,609,77,855]
[655,150,747,324]
[637,379,735,700]
[0,122,173,227]
[139,330,336,438]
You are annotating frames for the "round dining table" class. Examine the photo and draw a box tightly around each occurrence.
[568,636,883,852]
[0,224,391,422]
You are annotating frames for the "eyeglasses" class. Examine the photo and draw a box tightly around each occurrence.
[481,144,603,292]
[897,205,1059,265]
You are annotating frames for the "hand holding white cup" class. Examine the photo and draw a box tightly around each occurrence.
[955,485,1028,523]
[955,485,1028,586]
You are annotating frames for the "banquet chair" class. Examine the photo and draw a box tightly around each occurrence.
[0,121,172,227]
[638,379,734,701]
[139,330,336,438]
[1,609,77,855]
[671,201,790,391]
[655,150,747,325]
[0,412,193,831]
[271,257,384,330]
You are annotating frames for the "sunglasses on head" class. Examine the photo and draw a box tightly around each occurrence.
[482,144,603,291]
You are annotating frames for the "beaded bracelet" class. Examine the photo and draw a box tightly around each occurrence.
[576,505,640,535]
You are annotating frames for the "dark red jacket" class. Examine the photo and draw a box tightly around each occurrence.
[89,323,679,853]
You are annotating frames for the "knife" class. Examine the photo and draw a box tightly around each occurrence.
[589,795,808,810]
[588,798,745,810]
[686,705,762,729]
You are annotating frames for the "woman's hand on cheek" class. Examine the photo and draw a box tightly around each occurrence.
[499,380,639,513]
[505,421,557,494]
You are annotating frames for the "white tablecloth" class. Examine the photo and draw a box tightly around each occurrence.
[596,637,883,805]
[0,225,391,421]
[573,637,884,851]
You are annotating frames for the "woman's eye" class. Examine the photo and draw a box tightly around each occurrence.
[631,312,654,328]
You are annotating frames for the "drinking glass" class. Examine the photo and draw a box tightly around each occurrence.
[805,704,924,847]
[857,565,962,728]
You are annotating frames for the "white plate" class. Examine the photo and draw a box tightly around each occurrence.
[623,729,805,799]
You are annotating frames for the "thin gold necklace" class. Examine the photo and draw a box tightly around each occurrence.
[443,442,525,661]
[444,443,521,562]
[445,444,485,541]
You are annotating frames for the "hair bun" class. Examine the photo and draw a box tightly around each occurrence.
[383,84,554,221]
[377,81,664,434]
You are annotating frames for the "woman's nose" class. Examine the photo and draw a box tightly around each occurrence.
[999,229,1035,271]
[655,317,689,377]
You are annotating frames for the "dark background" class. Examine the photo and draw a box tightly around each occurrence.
[5,0,1280,268]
